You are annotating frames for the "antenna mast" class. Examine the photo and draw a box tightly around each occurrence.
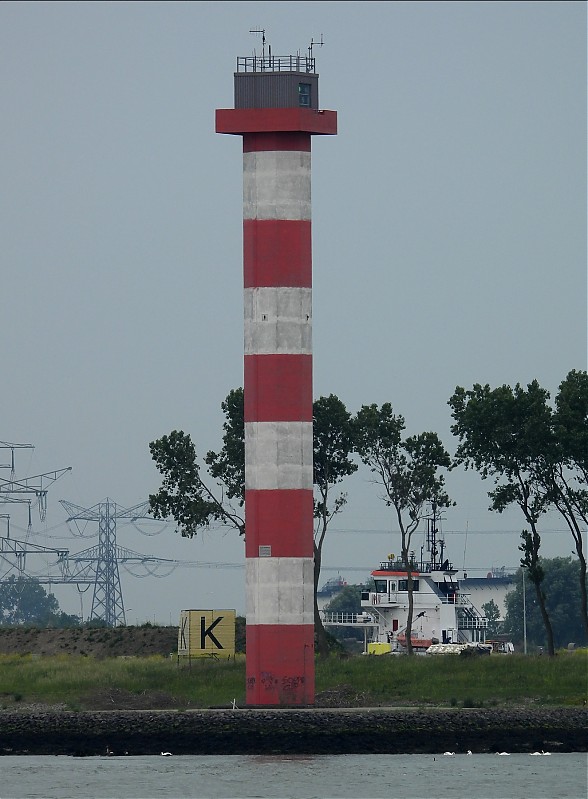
[308,33,324,60]
[249,27,267,59]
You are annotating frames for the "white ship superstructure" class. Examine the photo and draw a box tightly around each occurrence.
[359,553,488,653]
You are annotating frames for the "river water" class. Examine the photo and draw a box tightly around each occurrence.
[0,753,586,799]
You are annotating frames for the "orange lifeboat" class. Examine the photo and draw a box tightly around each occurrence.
[396,633,434,650]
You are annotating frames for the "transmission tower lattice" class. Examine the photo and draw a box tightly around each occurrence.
[60,498,151,627]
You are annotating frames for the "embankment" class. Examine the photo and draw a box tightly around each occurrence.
[0,706,585,756]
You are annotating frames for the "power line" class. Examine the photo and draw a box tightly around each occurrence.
[327,527,579,535]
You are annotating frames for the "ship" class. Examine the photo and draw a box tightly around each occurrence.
[359,551,488,654]
[317,574,347,598]
[322,511,490,655]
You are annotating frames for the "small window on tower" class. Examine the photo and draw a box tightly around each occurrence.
[298,83,311,107]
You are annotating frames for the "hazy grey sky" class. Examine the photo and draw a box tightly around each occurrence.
[1,1,585,622]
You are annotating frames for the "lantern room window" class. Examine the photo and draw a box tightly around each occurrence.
[298,83,311,107]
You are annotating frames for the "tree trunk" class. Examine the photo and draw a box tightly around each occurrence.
[567,516,588,642]
[532,578,555,656]
[313,543,330,658]
[403,547,414,656]
[520,521,555,656]
[577,549,588,642]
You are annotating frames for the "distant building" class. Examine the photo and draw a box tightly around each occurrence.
[460,573,516,621]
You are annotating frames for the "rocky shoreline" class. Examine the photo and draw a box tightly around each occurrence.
[0,706,585,756]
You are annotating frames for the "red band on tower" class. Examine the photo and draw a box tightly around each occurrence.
[244,220,312,288]
[244,355,312,422]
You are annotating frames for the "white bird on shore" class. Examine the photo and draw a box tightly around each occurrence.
[443,752,455,756]
[466,750,472,756]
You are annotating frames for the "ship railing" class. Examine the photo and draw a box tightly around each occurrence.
[456,601,488,629]
[437,592,472,605]
[321,611,378,626]
[377,560,454,573]
[457,615,489,629]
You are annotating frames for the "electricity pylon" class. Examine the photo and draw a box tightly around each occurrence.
[0,441,71,523]
[60,498,153,627]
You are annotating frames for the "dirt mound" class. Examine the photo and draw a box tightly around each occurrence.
[0,626,178,658]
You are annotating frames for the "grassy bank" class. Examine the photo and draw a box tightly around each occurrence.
[0,651,585,709]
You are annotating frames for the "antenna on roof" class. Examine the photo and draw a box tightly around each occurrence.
[308,34,324,60]
[250,28,267,59]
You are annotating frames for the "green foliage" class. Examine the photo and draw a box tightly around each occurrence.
[504,558,587,649]
[205,388,245,504]
[313,394,357,530]
[0,576,80,628]
[481,599,502,638]
[324,585,363,615]
[555,369,588,482]
[354,404,452,533]
[449,381,552,514]
[149,429,244,537]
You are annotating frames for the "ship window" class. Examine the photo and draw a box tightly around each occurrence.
[298,83,311,107]
[374,580,387,593]
[398,580,420,592]
[389,581,396,591]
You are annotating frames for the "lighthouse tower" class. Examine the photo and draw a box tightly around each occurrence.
[216,45,337,706]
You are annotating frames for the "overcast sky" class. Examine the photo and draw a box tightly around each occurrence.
[1,1,585,623]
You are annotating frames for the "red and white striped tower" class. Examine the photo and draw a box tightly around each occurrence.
[216,51,336,706]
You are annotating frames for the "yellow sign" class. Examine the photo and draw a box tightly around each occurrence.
[177,609,236,659]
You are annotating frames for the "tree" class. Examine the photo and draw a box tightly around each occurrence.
[354,403,452,655]
[312,395,357,656]
[149,389,357,656]
[481,598,502,638]
[0,575,80,627]
[149,389,245,538]
[449,381,556,654]
[324,584,364,615]
[503,557,587,650]
[548,371,588,639]
[449,376,588,649]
